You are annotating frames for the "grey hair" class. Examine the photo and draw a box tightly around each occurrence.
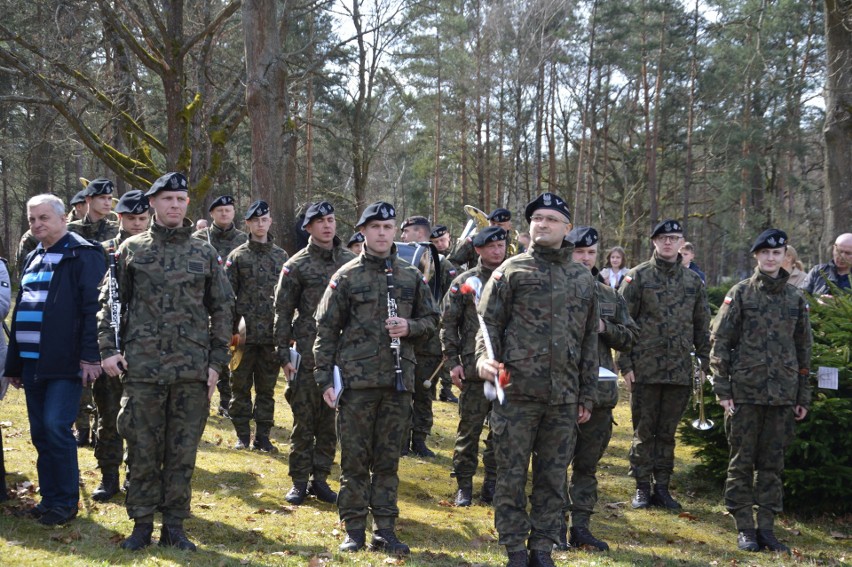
[27,194,66,217]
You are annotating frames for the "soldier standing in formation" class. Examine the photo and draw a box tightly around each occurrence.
[100,172,233,551]
[710,229,812,553]
[477,193,598,567]
[429,224,452,255]
[91,190,151,502]
[224,200,289,452]
[274,201,354,505]
[441,226,506,507]
[314,202,439,555]
[560,226,638,551]
[449,207,514,268]
[69,190,88,221]
[193,194,248,417]
[617,219,710,511]
[346,231,364,255]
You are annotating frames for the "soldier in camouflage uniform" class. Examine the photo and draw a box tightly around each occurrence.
[274,201,354,505]
[449,208,515,269]
[193,194,248,417]
[476,193,598,567]
[225,200,289,452]
[559,226,638,551]
[91,190,151,502]
[100,172,233,552]
[710,228,812,553]
[314,202,439,555]
[347,231,364,255]
[68,178,120,447]
[617,219,711,511]
[441,226,506,507]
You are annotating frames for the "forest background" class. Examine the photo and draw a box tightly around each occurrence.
[0,0,850,281]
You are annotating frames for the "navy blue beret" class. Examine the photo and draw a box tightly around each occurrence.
[347,232,365,247]
[245,200,270,220]
[70,190,87,206]
[302,201,334,229]
[208,194,235,212]
[650,219,683,238]
[472,226,507,247]
[85,178,115,197]
[145,172,188,197]
[401,216,430,230]
[356,201,396,227]
[750,228,788,253]
[524,193,570,223]
[488,208,512,223]
[115,190,150,215]
[568,226,599,248]
[430,225,448,239]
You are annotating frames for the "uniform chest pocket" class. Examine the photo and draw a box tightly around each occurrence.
[350,285,378,317]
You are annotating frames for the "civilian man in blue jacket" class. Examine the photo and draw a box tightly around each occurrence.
[4,194,106,526]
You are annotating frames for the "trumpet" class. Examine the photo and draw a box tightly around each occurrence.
[690,354,715,431]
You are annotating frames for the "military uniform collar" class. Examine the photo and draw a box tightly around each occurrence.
[362,243,398,269]
[117,227,134,242]
[753,266,790,293]
[308,235,342,259]
[248,235,274,252]
[528,241,573,264]
[151,216,194,240]
[652,251,680,273]
[476,258,496,280]
[211,222,238,238]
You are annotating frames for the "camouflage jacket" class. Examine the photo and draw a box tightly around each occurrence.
[225,236,289,345]
[710,267,812,407]
[593,272,639,408]
[193,222,248,261]
[97,218,234,383]
[476,242,599,408]
[68,214,119,244]
[440,259,495,381]
[273,236,355,367]
[313,245,439,392]
[100,228,134,266]
[415,256,459,357]
[616,252,711,385]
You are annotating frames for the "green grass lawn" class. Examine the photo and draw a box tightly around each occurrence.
[0,380,849,566]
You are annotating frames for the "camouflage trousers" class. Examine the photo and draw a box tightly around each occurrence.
[117,381,209,524]
[491,399,579,553]
[217,366,232,411]
[410,354,441,440]
[229,344,279,438]
[724,404,795,530]
[628,383,691,485]
[564,406,614,527]
[337,387,411,532]
[92,372,123,472]
[75,384,96,434]
[452,381,496,488]
[284,366,336,482]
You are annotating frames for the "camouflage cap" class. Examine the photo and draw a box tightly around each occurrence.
[473,226,507,247]
[69,190,87,206]
[356,201,396,227]
[650,219,683,238]
[114,190,150,215]
[84,178,115,197]
[488,208,512,222]
[347,231,365,247]
[245,200,270,220]
[750,228,788,253]
[145,172,188,197]
[208,194,235,212]
[567,226,599,249]
[524,192,570,223]
[430,225,448,239]
[301,200,334,229]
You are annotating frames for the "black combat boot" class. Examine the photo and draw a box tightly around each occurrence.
[340,529,366,552]
[480,479,496,504]
[252,435,278,453]
[307,478,338,503]
[410,437,436,458]
[570,526,609,551]
[737,529,760,552]
[632,482,652,509]
[757,529,790,553]
[92,471,120,502]
[159,524,197,551]
[506,550,529,567]
[528,549,556,567]
[234,434,250,450]
[121,522,153,550]
[371,529,410,555]
[455,485,473,507]
[439,386,458,403]
[285,482,308,505]
[651,484,682,510]
[75,428,90,447]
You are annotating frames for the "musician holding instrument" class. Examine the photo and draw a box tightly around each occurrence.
[710,229,812,554]
[449,207,517,268]
[314,202,438,555]
[616,219,711,512]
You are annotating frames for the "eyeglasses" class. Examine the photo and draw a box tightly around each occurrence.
[655,235,682,244]
[834,245,852,258]
[530,214,569,225]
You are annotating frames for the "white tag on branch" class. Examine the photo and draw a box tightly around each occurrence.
[817,366,839,390]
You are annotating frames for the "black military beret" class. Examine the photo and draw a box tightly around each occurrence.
[488,208,512,223]
[69,190,87,206]
[145,172,188,196]
[473,226,507,247]
[430,225,448,239]
[301,201,334,229]
[524,192,571,223]
[356,201,396,227]
[114,190,150,215]
[401,216,430,230]
[208,194,235,212]
[245,200,270,220]
[750,228,788,253]
[347,232,365,247]
[567,226,599,249]
[84,178,115,197]
[650,219,683,238]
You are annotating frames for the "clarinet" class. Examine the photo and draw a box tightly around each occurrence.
[107,244,122,352]
[385,259,407,392]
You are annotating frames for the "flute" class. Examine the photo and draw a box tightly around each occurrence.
[385,259,407,392]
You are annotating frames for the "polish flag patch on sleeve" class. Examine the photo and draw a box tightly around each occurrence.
[724,296,733,305]
[493,270,503,281]
[281,265,291,277]
[450,284,459,295]
[804,302,810,312]
[329,279,338,290]
[224,258,232,268]
[624,275,633,284]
